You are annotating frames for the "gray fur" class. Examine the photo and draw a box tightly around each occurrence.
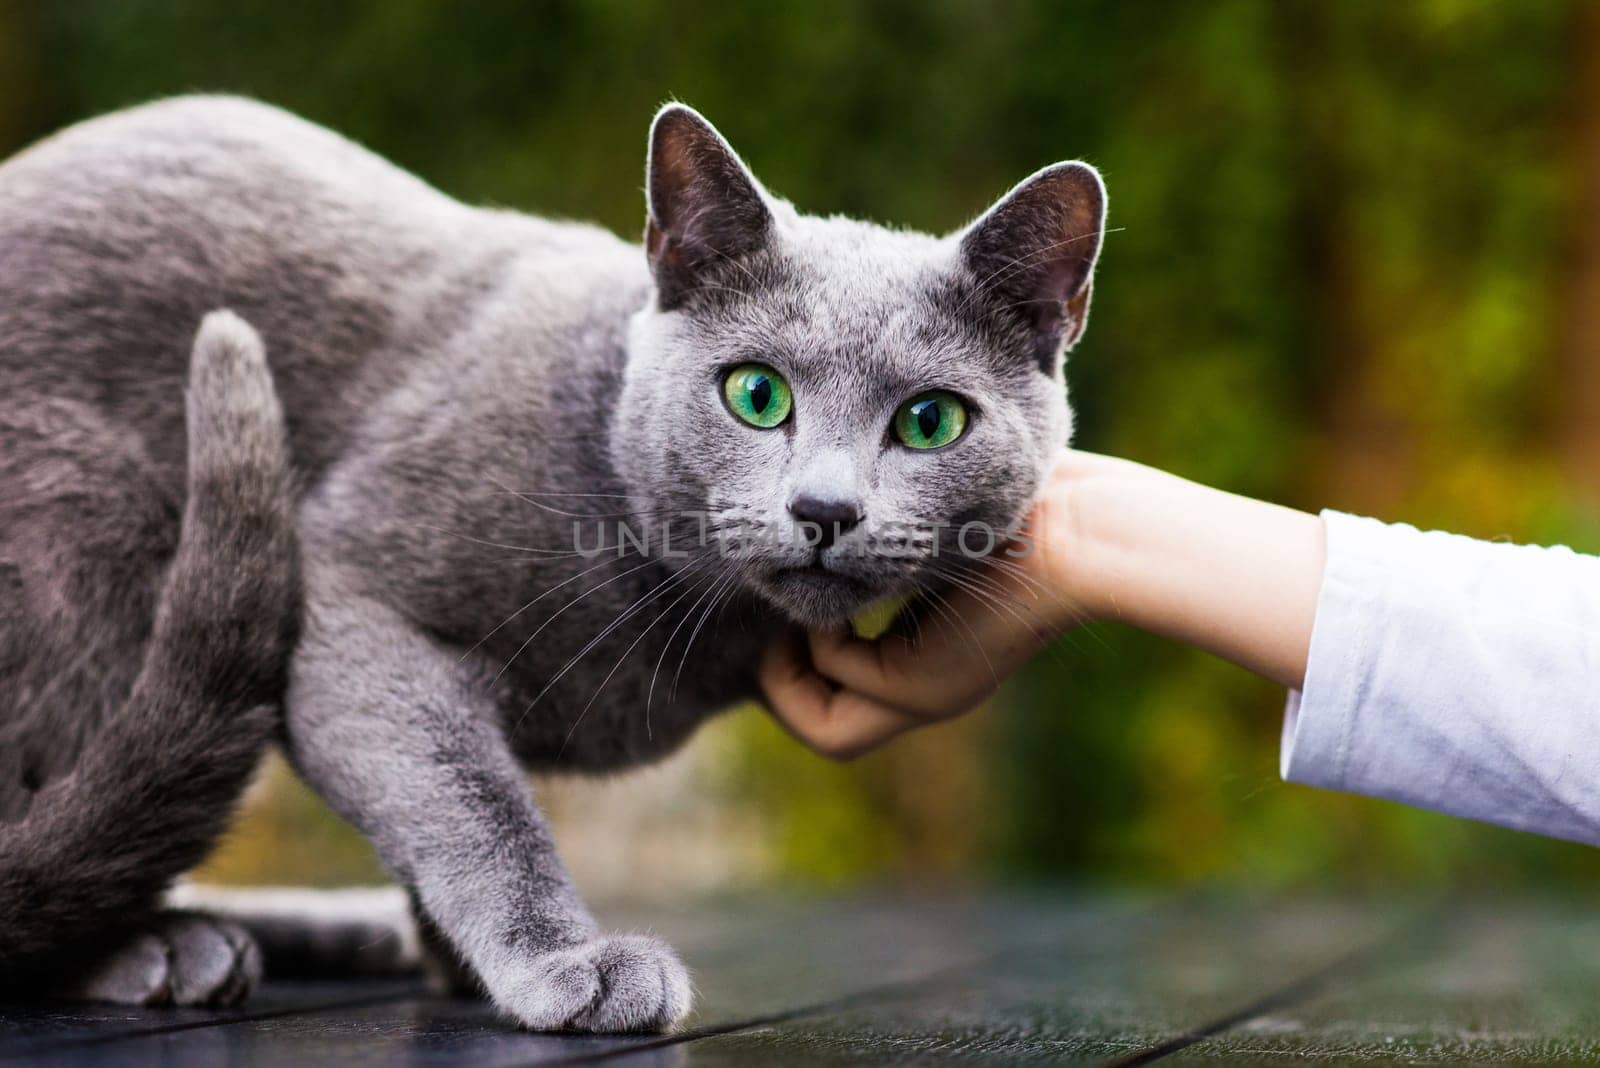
[66,911,263,1007]
[0,308,298,986]
[0,97,1104,1031]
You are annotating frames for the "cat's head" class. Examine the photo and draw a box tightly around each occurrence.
[612,104,1105,627]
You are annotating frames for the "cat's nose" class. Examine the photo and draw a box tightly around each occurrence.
[788,493,864,549]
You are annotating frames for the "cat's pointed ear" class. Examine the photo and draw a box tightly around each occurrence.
[959,161,1106,369]
[645,104,773,308]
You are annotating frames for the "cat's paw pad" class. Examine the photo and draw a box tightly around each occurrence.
[506,934,691,1033]
[70,913,262,1008]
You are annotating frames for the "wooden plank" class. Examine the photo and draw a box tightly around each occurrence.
[668,892,1156,1017]
[0,895,1429,1066]
[0,981,418,1056]
[1165,900,1600,1063]
[8,991,652,1068]
[666,898,1404,1066]
[0,894,1148,1066]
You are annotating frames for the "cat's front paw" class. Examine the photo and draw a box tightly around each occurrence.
[498,934,692,1033]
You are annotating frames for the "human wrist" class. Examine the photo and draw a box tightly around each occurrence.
[1034,448,1325,688]
[1028,449,1153,625]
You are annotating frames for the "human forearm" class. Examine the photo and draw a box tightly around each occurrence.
[1046,451,1325,690]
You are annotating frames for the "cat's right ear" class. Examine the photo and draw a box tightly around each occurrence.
[959,161,1106,372]
[646,104,773,308]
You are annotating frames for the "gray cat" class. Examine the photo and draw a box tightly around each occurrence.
[0,97,1104,1031]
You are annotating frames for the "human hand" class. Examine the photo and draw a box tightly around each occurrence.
[758,451,1089,760]
[758,447,1324,759]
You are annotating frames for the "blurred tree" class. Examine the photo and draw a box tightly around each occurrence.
[1557,1,1600,504]
[6,0,1599,893]
[0,0,46,148]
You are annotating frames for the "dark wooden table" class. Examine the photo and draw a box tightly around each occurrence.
[5,892,1598,1065]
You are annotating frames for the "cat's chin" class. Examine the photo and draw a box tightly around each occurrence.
[760,565,882,628]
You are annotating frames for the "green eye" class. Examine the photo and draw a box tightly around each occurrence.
[894,391,968,450]
[723,363,793,429]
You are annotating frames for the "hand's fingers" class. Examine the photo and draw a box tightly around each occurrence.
[758,629,832,735]
[801,689,919,761]
[759,631,918,760]
[806,626,903,702]
[809,609,1002,718]
[807,572,1062,719]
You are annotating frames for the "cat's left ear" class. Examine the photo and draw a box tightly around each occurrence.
[959,162,1106,370]
[646,104,773,308]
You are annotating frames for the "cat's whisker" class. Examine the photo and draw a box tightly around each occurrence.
[645,564,731,738]
[459,551,646,663]
[926,554,1069,628]
[713,572,743,629]
[487,475,689,520]
[493,489,635,498]
[492,555,671,688]
[979,554,1105,639]
[669,571,740,704]
[957,228,1115,316]
[516,557,713,734]
[924,561,1060,649]
[963,544,1110,649]
[906,595,929,649]
[558,560,717,758]
[924,547,1065,606]
[913,584,998,686]
[414,523,614,558]
[488,485,740,532]
[530,428,618,440]
[925,558,1103,662]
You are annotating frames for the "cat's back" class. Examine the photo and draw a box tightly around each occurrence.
[0,96,615,480]
[0,95,458,236]
[0,95,490,340]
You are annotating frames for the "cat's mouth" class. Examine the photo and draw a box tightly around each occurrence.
[763,561,882,626]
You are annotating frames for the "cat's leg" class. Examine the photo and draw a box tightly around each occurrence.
[166,883,423,979]
[408,886,483,996]
[283,563,691,1033]
[59,910,262,1007]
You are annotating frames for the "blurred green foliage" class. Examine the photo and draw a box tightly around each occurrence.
[8,0,1600,891]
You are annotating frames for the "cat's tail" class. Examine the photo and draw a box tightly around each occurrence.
[0,311,301,970]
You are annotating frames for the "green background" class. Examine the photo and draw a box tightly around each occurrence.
[6,0,1599,892]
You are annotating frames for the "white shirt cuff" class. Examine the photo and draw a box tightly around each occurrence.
[1281,510,1395,791]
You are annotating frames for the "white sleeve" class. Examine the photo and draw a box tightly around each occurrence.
[1281,510,1600,846]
